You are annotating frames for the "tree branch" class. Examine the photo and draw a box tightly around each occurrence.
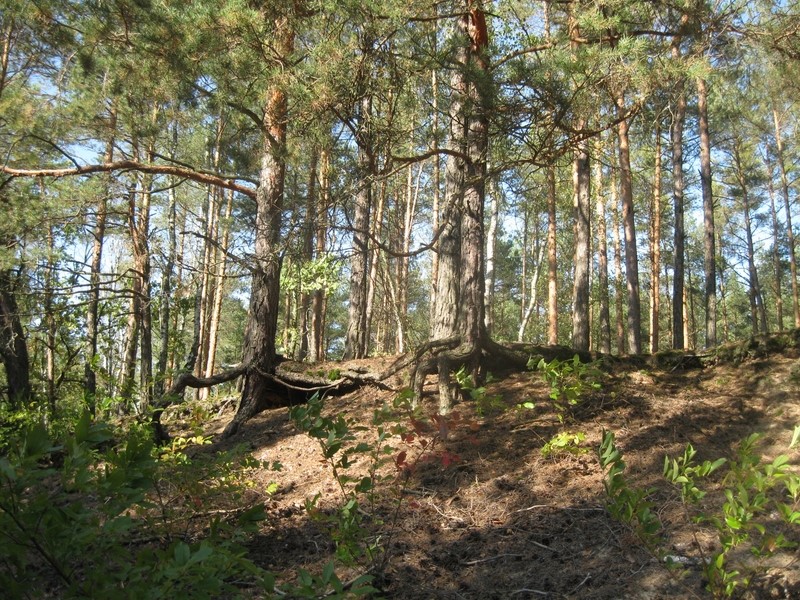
[0,160,257,198]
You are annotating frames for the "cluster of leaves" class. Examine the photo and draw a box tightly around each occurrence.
[597,430,662,548]
[531,354,602,421]
[0,413,274,599]
[541,431,588,459]
[289,389,466,594]
[664,429,800,597]
[599,427,800,598]
[454,367,504,417]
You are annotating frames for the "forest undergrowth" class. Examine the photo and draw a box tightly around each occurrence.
[2,335,800,599]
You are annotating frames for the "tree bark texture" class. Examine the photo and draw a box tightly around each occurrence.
[671,84,687,350]
[343,95,373,360]
[697,77,716,348]
[572,133,591,351]
[224,17,293,437]
[615,95,642,354]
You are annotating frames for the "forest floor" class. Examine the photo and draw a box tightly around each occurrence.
[173,340,800,599]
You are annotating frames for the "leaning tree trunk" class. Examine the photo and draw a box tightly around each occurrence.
[223,18,292,438]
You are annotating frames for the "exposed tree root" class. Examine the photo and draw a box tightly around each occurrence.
[152,364,247,443]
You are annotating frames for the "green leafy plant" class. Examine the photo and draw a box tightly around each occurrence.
[664,428,800,598]
[0,413,275,599]
[597,430,662,547]
[454,366,504,417]
[599,427,800,599]
[533,354,602,421]
[541,430,588,458]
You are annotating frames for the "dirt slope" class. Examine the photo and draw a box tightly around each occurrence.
[184,348,800,599]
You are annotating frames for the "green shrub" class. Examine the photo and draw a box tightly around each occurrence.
[533,354,602,421]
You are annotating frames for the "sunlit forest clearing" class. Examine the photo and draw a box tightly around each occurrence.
[2,0,800,597]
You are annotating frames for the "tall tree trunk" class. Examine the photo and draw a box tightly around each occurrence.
[572,133,591,351]
[295,151,318,361]
[650,123,662,353]
[365,174,386,351]
[717,228,730,341]
[44,220,56,413]
[615,94,642,353]
[129,170,154,414]
[156,125,178,400]
[484,173,498,336]
[773,108,800,328]
[611,171,626,354]
[430,66,441,327]
[697,77,716,348]
[733,140,768,335]
[310,148,329,362]
[119,283,140,405]
[766,161,785,331]
[594,140,611,354]
[671,84,687,350]
[429,2,489,414]
[203,188,233,377]
[547,164,558,345]
[224,17,292,438]
[85,109,115,413]
[343,94,373,360]
[518,239,545,342]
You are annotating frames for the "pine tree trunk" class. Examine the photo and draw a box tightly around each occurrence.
[734,140,768,336]
[773,108,800,328]
[594,139,611,354]
[85,112,115,413]
[156,126,178,399]
[547,164,558,345]
[344,95,373,360]
[650,123,662,353]
[767,163,785,331]
[44,221,56,412]
[430,66,441,328]
[485,173,498,336]
[572,132,591,351]
[295,151,317,361]
[611,171,626,354]
[310,148,329,362]
[615,95,642,354]
[671,85,687,350]
[203,188,233,375]
[697,77,717,348]
[223,17,292,437]
[0,249,31,407]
